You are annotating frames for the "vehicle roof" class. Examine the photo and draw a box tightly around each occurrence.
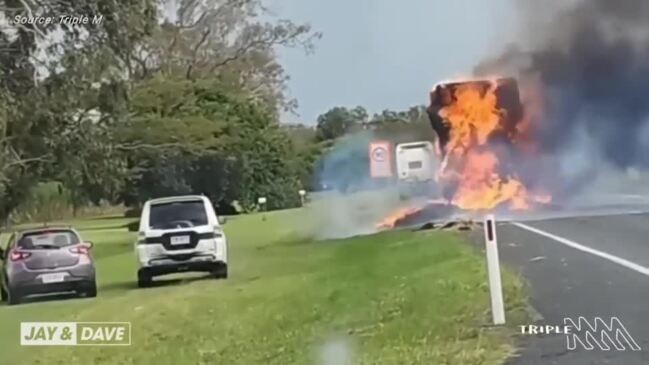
[396,141,433,147]
[15,226,77,236]
[147,195,208,205]
[431,76,515,91]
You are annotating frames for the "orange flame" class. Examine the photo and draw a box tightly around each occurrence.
[375,199,449,230]
[376,78,551,230]
[439,82,502,151]
[376,206,423,230]
[451,150,541,210]
[438,80,549,211]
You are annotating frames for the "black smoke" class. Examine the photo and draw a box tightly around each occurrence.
[476,0,649,198]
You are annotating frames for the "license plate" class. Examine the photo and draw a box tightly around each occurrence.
[41,273,67,284]
[170,235,190,245]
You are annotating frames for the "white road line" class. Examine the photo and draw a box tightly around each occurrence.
[607,193,649,199]
[512,222,649,277]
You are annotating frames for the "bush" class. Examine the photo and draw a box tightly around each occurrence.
[126,220,140,232]
[125,207,142,218]
[10,182,73,223]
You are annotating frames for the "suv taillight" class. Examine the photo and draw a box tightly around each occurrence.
[10,250,32,261]
[137,232,147,245]
[69,246,90,255]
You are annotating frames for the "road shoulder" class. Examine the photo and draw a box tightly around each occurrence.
[471,219,649,364]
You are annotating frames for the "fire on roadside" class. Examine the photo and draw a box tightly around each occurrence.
[376,199,452,231]
[376,77,551,230]
[376,206,425,231]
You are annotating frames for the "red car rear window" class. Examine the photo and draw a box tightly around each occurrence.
[18,230,80,249]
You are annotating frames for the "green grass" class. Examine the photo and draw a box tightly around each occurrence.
[0,209,528,365]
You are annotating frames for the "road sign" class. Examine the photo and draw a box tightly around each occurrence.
[371,146,387,162]
[369,141,393,178]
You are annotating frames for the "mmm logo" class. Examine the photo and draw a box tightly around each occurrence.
[564,317,641,351]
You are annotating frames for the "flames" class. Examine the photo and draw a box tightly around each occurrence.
[450,150,530,210]
[376,199,452,231]
[376,205,424,231]
[376,77,550,230]
[437,80,549,211]
[439,82,501,153]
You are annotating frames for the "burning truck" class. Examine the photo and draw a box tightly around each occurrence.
[377,77,550,230]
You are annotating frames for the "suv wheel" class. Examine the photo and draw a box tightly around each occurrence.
[0,283,7,302]
[212,264,228,279]
[83,281,97,298]
[137,271,152,288]
[7,286,21,306]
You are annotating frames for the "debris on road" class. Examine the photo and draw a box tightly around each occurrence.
[416,219,479,232]
[378,200,455,230]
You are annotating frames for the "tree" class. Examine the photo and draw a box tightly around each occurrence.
[0,0,156,221]
[315,106,368,141]
[132,0,320,113]
[361,106,437,144]
[123,77,304,211]
[283,123,317,151]
[0,0,320,220]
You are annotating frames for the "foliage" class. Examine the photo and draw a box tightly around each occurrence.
[122,77,304,211]
[311,105,437,192]
[139,0,320,112]
[282,124,328,190]
[1,0,437,218]
[315,106,368,141]
[0,0,158,221]
[8,182,71,224]
[0,0,320,219]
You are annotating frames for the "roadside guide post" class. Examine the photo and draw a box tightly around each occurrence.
[484,214,506,325]
[258,197,267,210]
[258,197,267,219]
[298,190,306,206]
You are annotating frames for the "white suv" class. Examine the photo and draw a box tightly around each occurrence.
[135,195,228,287]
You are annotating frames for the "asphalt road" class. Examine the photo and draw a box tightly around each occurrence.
[495,211,649,364]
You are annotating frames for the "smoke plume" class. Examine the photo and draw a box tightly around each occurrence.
[477,0,649,200]
[309,130,437,239]
[309,132,402,239]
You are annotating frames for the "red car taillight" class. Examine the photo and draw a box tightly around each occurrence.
[10,250,32,261]
[69,245,91,255]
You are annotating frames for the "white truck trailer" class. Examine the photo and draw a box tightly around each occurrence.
[395,141,438,199]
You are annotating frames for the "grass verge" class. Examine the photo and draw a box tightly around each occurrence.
[0,208,527,364]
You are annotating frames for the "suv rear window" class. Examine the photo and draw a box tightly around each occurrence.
[18,230,80,249]
[149,200,209,229]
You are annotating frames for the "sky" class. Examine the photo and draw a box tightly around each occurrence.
[266,0,519,124]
